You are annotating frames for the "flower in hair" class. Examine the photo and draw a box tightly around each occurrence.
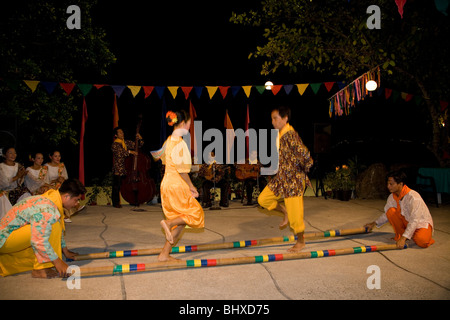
[166,111,178,126]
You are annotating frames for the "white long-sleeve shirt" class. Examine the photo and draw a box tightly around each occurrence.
[376,189,434,239]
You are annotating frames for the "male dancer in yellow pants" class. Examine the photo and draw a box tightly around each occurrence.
[258,106,313,252]
[0,179,85,278]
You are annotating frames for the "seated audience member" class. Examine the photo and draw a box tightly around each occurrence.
[0,147,30,219]
[45,150,82,222]
[25,152,52,195]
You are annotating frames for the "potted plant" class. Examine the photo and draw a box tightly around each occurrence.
[324,163,356,201]
[86,178,102,205]
[101,172,113,205]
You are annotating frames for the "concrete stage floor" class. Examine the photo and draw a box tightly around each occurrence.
[1,196,449,302]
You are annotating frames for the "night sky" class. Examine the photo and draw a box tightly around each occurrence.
[5,1,439,183]
[76,0,341,183]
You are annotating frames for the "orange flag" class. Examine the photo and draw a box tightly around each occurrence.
[113,94,119,128]
[189,100,198,160]
[224,110,235,164]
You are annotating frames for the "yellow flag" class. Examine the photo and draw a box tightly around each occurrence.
[401,92,408,100]
[167,86,179,99]
[296,84,309,95]
[24,80,39,93]
[242,86,252,98]
[206,86,218,99]
[128,86,141,97]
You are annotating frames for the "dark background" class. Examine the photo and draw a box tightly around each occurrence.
[4,1,440,184]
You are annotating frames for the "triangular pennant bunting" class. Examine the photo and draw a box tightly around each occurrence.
[128,85,141,97]
[219,86,230,99]
[41,81,58,94]
[324,82,335,92]
[181,86,193,99]
[155,86,166,99]
[296,84,309,95]
[385,88,393,99]
[254,85,265,94]
[206,86,218,99]
[143,86,154,98]
[242,86,252,98]
[77,84,93,96]
[8,75,446,121]
[111,85,126,98]
[310,83,322,94]
[24,80,39,93]
[194,86,203,99]
[283,84,294,95]
[167,86,179,99]
[231,86,241,97]
[60,83,76,95]
[271,85,282,95]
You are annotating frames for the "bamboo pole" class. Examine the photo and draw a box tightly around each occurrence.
[73,227,369,261]
[77,243,406,277]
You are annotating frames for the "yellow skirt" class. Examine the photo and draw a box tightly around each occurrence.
[0,221,62,276]
[160,172,204,228]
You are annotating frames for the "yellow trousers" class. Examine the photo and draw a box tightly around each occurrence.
[0,222,62,276]
[258,186,305,234]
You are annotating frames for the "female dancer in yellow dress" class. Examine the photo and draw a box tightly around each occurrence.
[158,110,204,262]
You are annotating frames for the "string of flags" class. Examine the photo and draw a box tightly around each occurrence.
[1,77,447,117]
[2,78,344,99]
[328,66,381,117]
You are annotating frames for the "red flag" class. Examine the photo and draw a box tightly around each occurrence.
[113,94,119,128]
[271,85,283,95]
[189,100,198,160]
[60,83,75,95]
[182,87,193,100]
[143,86,154,98]
[219,86,230,99]
[79,97,88,191]
[385,88,393,99]
[324,82,335,92]
[395,0,407,18]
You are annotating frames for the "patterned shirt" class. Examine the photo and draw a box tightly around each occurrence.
[111,138,144,176]
[0,191,66,263]
[268,124,313,198]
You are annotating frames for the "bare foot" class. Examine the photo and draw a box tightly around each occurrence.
[279,215,288,228]
[160,220,174,244]
[157,255,180,262]
[287,241,305,253]
[31,268,58,279]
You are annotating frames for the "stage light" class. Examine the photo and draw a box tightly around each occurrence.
[265,81,273,90]
[366,80,377,91]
